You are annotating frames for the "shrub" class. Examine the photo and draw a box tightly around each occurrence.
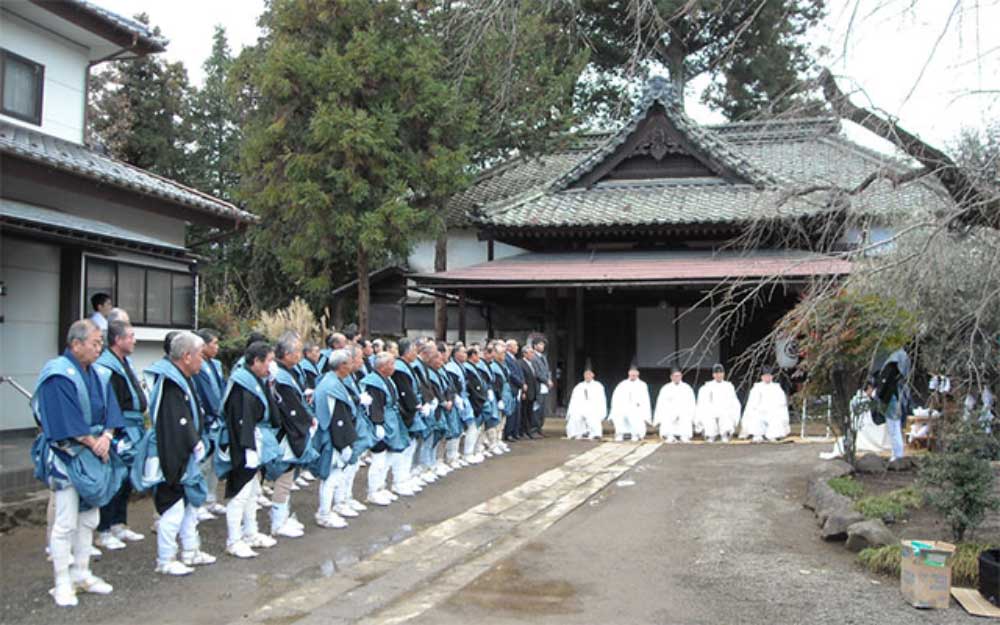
[828,476,864,499]
[919,420,1000,541]
[858,544,901,578]
[256,297,331,344]
[855,486,923,521]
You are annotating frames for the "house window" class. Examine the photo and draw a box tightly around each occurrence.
[84,257,195,328]
[1,49,44,125]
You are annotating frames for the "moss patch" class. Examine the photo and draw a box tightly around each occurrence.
[828,476,864,499]
[855,486,922,521]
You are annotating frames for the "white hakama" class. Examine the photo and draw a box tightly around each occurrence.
[739,381,790,441]
[821,390,890,459]
[609,379,651,441]
[696,380,741,439]
[565,380,607,439]
[653,382,697,441]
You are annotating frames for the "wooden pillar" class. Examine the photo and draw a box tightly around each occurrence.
[565,292,577,390]
[486,303,494,338]
[458,289,467,343]
[544,288,558,408]
[487,239,495,261]
[574,287,584,378]
[433,232,448,340]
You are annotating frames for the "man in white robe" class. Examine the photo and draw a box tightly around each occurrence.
[565,366,607,440]
[697,364,741,442]
[653,368,696,443]
[739,367,790,442]
[609,366,651,442]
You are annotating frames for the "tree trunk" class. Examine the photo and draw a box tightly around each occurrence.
[434,230,448,340]
[357,246,370,337]
[661,39,687,108]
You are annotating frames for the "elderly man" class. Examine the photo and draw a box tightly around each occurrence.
[94,320,147,550]
[193,329,228,517]
[298,341,324,391]
[653,368,697,443]
[518,344,542,439]
[565,362,607,440]
[338,345,374,512]
[391,339,431,496]
[360,352,409,505]
[609,364,651,442]
[531,337,554,434]
[319,332,347,373]
[312,348,361,527]
[462,345,491,464]
[33,319,126,606]
[141,331,217,575]
[503,339,525,441]
[444,344,475,468]
[267,332,319,538]
[219,341,279,558]
[487,341,513,454]
[411,341,443,482]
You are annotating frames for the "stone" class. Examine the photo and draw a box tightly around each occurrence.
[821,507,866,540]
[855,454,887,474]
[845,519,896,552]
[887,456,916,472]
[813,459,854,479]
[813,482,854,526]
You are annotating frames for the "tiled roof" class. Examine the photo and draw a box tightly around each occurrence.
[0,121,257,225]
[412,249,851,287]
[447,79,951,231]
[57,1,168,52]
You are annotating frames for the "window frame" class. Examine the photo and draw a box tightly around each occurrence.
[83,256,195,329]
[0,48,44,126]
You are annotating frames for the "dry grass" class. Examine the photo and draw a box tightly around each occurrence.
[255,297,331,343]
[859,542,997,587]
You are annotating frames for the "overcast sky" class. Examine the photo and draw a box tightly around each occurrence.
[94,0,998,151]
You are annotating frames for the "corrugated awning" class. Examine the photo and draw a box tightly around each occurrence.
[410,249,850,289]
[1,199,191,259]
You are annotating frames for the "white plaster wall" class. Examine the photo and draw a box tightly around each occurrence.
[0,14,88,144]
[407,229,525,274]
[1,236,61,430]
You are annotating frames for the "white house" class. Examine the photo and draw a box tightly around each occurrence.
[0,1,255,433]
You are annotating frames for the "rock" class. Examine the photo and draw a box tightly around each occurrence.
[813,482,854,526]
[855,454,887,474]
[821,507,866,540]
[845,519,896,552]
[813,459,854,478]
[887,456,916,472]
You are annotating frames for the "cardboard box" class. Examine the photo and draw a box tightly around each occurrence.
[901,540,956,609]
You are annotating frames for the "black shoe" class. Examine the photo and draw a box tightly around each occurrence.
[525,431,537,440]
[535,430,546,438]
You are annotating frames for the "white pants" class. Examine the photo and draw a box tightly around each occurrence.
[398,439,418,482]
[337,461,360,504]
[701,414,736,438]
[887,418,905,459]
[157,498,200,565]
[318,458,345,516]
[225,476,260,546]
[387,450,405,489]
[445,437,460,463]
[462,422,479,458]
[200,460,219,505]
[367,451,389,496]
[50,487,99,585]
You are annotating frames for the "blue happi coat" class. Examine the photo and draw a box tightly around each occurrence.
[395,358,431,438]
[434,366,463,439]
[265,365,320,480]
[32,352,127,508]
[360,371,409,452]
[95,349,148,463]
[214,367,281,479]
[411,359,439,439]
[474,360,500,427]
[490,359,517,419]
[445,360,475,426]
[130,359,207,507]
[311,374,367,478]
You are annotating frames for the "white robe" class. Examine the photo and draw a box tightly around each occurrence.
[823,391,890,458]
[609,379,651,440]
[565,380,607,439]
[696,380,742,438]
[739,381,790,440]
[653,382,697,440]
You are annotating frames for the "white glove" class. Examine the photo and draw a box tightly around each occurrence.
[309,420,318,437]
[497,400,506,411]
[456,396,465,409]
[420,404,433,417]
[193,440,206,462]
[360,391,373,407]
[245,449,260,469]
[116,438,132,455]
[267,361,279,379]
[340,447,352,463]
[430,398,439,411]
[539,383,549,395]
[487,390,496,402]
[375,425,386,439]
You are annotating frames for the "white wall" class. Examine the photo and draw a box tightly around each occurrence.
[1,236,61,430]
[0,13,88,144]
[407,229,526,274]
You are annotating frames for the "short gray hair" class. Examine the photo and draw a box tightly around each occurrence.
[107,307,130,324]
[328,348,352,371]
[67,319,99,346]
[169,331,204,361]
[374,351,394,369]
[274,330,301,359]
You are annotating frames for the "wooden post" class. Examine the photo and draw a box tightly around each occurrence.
[357,246,370,337]
[544,288,558,409]
[486,303,494,338]
[433,231,448,340]
[458,289,467,343]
